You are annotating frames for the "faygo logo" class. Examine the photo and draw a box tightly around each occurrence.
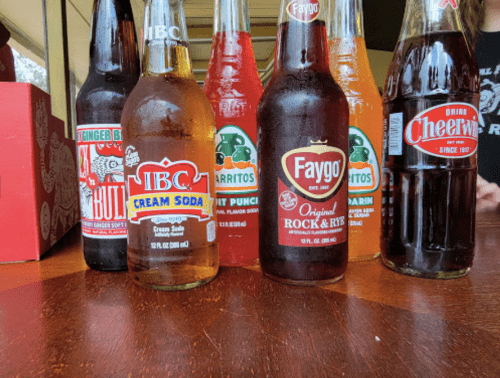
[281,142,346,199]
[287,0,321,23]
[404,103,478,158]
[127,158,213,224]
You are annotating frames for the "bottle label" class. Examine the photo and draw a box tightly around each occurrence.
[348,126,380,194]
[215,125,258,195]
[404,103,479,158]
[438,0,458,10]
[76,124,127,239]
[348,126,380,232]
[126,158,214,226]
[278,140,347,247]
[286,0,321,23]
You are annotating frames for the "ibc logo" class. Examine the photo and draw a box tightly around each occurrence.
[146,25,180,41]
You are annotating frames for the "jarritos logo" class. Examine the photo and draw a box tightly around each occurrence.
[348,127,380,194]
[127,158,214,224]
[215,125,258,195]
[286,0,321,23]
[404,103,479,158]
[282,141,346,199]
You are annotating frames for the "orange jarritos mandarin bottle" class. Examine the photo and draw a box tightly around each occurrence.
[203,0,263,266]
[327,0,383,261]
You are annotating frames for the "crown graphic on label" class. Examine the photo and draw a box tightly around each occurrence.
[310,139,327,144]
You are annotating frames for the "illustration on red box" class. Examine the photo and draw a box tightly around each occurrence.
[34,98,80,246]
[0,83,80,262]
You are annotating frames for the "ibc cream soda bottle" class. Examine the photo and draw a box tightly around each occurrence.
[257,0,349,285]
[203,0,263,266]
[121,0,219,290]
[381,0,479,278]
[327,0,383,261]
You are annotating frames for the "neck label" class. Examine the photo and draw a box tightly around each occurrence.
[438,0,458,9]
[286,0,321,23]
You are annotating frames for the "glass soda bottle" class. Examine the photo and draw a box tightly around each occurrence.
[0,21,16,82]
[203,0,263,266]
[257,0,349,286]
[381,0,480,278]
[328,0,383,261]
[76,0,140,271]
[121,0,219,290]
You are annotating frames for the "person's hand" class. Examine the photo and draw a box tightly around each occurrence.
[476,175,500,212]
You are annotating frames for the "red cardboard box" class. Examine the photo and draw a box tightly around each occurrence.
[0,83,80,262]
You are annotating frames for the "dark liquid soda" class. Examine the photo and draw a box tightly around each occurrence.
[257,20,349,285]
[381,31,480,278]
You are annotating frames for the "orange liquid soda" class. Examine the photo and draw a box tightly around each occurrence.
[328,36,383,261]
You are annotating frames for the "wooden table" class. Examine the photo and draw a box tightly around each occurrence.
[1,213,500,377]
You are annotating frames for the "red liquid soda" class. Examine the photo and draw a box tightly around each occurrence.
[203,30,263,266]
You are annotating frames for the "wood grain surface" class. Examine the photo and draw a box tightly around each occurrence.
[1,212,500,377]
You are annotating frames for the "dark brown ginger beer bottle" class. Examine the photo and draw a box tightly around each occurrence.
[121,0,219,290]
[257,0,350,286]
[76,0,140,271]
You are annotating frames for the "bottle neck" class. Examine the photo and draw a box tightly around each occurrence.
[398,0,464,41]
[214,0,250,34]
[142,0,193,78]
[327,0,363,39]
[274,0,330,73]
[88,0,139,75]
[327,0,371,82]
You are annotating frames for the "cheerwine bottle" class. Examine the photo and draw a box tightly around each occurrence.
[328,0,383,261]
[257,0,349,286]
[121,0,219,290]
[381,0,480,278]
[203,0,263,266]
[76,0,140,271]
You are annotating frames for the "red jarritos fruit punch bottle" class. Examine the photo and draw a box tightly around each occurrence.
[381,0,480,278]
[203,0,263,266]
[76,0,140,271]
[257,0,349,285]
[121,0,218,290]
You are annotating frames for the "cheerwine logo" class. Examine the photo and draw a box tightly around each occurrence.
[404,103,479,158]
[127,158,213,224]
[286,0,321,23]
[282,142,346,199]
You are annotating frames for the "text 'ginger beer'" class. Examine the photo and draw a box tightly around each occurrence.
[257,0,349,286]
[121,0,219,290]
